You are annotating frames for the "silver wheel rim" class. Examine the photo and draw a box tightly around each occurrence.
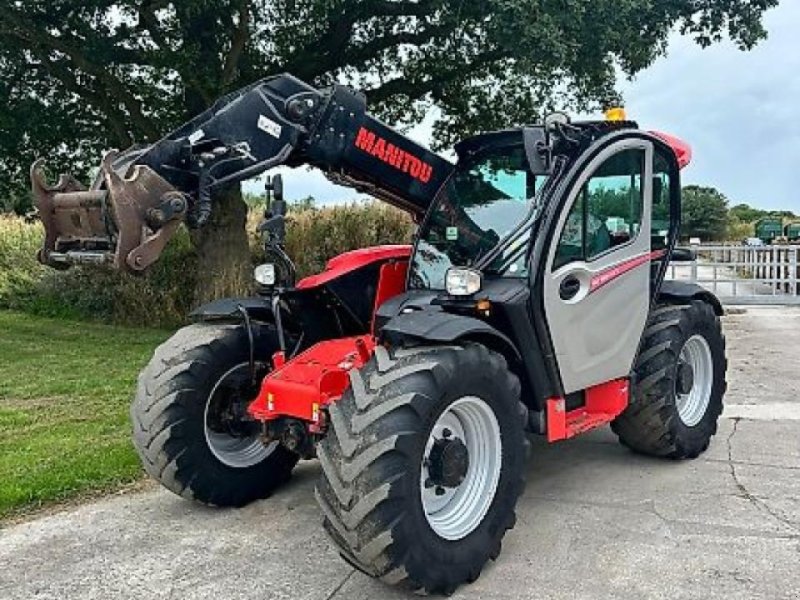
[203,363,276,468]
[676,335,714,427]
[420,396,502,541]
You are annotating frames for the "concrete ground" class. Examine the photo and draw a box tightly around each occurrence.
[2,307,799,600]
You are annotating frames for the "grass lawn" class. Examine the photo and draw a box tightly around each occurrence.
[0,310,171,520]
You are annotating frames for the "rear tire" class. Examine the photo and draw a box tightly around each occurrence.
[611,300,727,459]
[315,343,528,594]
[132,322,298,506]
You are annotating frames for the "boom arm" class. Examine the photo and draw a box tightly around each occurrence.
[31,73,453,272]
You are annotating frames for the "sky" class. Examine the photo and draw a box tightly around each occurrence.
[249,1,800,213]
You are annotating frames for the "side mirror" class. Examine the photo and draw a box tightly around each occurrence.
[266,174,287,217]
[540,112,572,173]
[670,246,696,262]
[544,111,570,130]
[272,174,284,203]
[261,174,287,243]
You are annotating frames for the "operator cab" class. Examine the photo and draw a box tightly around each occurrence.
[395,117,689,415]
[409,120,684,297]
[409,129,545,289]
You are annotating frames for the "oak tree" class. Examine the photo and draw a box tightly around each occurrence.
[0,0,777,299]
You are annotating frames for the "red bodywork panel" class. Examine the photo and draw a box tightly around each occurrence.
[296,244,411,290]
[546,378,630,442]
[371,260,409,328]
[649,131,692,169]
[248,246,410,429]
[248,336,375,428]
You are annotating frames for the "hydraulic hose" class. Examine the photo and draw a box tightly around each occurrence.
[190,169,214,228]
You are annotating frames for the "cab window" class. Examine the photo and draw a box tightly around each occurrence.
[651,150,673,250]
[554,148,644,269]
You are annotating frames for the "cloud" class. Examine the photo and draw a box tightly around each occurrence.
[620,1,800,212]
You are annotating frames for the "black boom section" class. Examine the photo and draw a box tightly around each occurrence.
[135,74,453,220]
[302,84,452,216]
[31,74,450,272]
[380,308,521,361]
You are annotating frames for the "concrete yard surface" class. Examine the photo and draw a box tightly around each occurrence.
[2,307,799,600]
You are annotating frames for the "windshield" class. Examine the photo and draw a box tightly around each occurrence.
[409,142,543,289]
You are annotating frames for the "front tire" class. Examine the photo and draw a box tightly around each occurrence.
[611,300,727,459]
[132,322,299,506]
[315,343,528,594]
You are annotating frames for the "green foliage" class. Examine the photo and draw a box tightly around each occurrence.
[681,185,730,241]
[0,217,47,305]
[729,202,797,224]
[281,202,413,277]
[0,310,169,518]
[730,203,766,224]
[584,185,792,242]
[726,215,753,241]
[0,0,778,209]
[1,216,198,327]
[587,185,633,221]
[1,201,411,325]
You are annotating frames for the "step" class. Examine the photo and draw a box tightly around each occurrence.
[546,378,629,442]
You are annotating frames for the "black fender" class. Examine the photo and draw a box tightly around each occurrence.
[657,281,724,316]
[379,308,521,363]
[189,296,275,323]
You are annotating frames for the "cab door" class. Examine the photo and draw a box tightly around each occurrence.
[542,138,654,394]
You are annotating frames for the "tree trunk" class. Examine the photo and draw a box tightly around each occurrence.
[190,183,253,305]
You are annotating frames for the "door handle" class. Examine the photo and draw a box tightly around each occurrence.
[559,275,581,300]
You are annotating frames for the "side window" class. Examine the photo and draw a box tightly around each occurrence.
[554,148,645,269]
[651,150,673,250]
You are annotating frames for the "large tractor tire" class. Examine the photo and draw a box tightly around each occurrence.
[315,343,528,595]
[612,300,727,459]
[132,322,298,506]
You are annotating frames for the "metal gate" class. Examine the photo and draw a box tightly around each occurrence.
[666,244,800,305]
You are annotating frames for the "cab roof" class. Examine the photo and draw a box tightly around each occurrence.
[455,121,692,170]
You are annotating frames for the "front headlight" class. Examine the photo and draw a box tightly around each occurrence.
[445,267,482,296]
[254,263,276,286]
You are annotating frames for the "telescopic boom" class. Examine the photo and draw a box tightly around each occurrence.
[31,74,452,272]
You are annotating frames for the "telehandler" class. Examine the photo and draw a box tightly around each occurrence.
[32,73,726,594]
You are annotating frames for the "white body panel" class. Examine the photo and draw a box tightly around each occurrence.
[543,139,653,394]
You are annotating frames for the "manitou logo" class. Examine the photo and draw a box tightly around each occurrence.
[354,127,434,184]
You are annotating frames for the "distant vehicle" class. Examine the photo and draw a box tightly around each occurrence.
[784,222,800,242]
[743,237,765,247]
[754,217,783,244]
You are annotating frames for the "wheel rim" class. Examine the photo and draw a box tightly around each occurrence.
[420,396,502,541]
[675,335,714,427]
[204,363,276,468]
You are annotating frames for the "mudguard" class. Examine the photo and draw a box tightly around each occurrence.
[379,308,521,361]
[189,296,274,323]
[657,280,724,316]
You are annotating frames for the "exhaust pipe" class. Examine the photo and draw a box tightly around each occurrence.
[31,151,188,273]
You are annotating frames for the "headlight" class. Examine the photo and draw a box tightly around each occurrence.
[254,263,276,286]
[445,267,482,296]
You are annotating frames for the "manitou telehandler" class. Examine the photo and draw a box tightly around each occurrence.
[32,73,726,594]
